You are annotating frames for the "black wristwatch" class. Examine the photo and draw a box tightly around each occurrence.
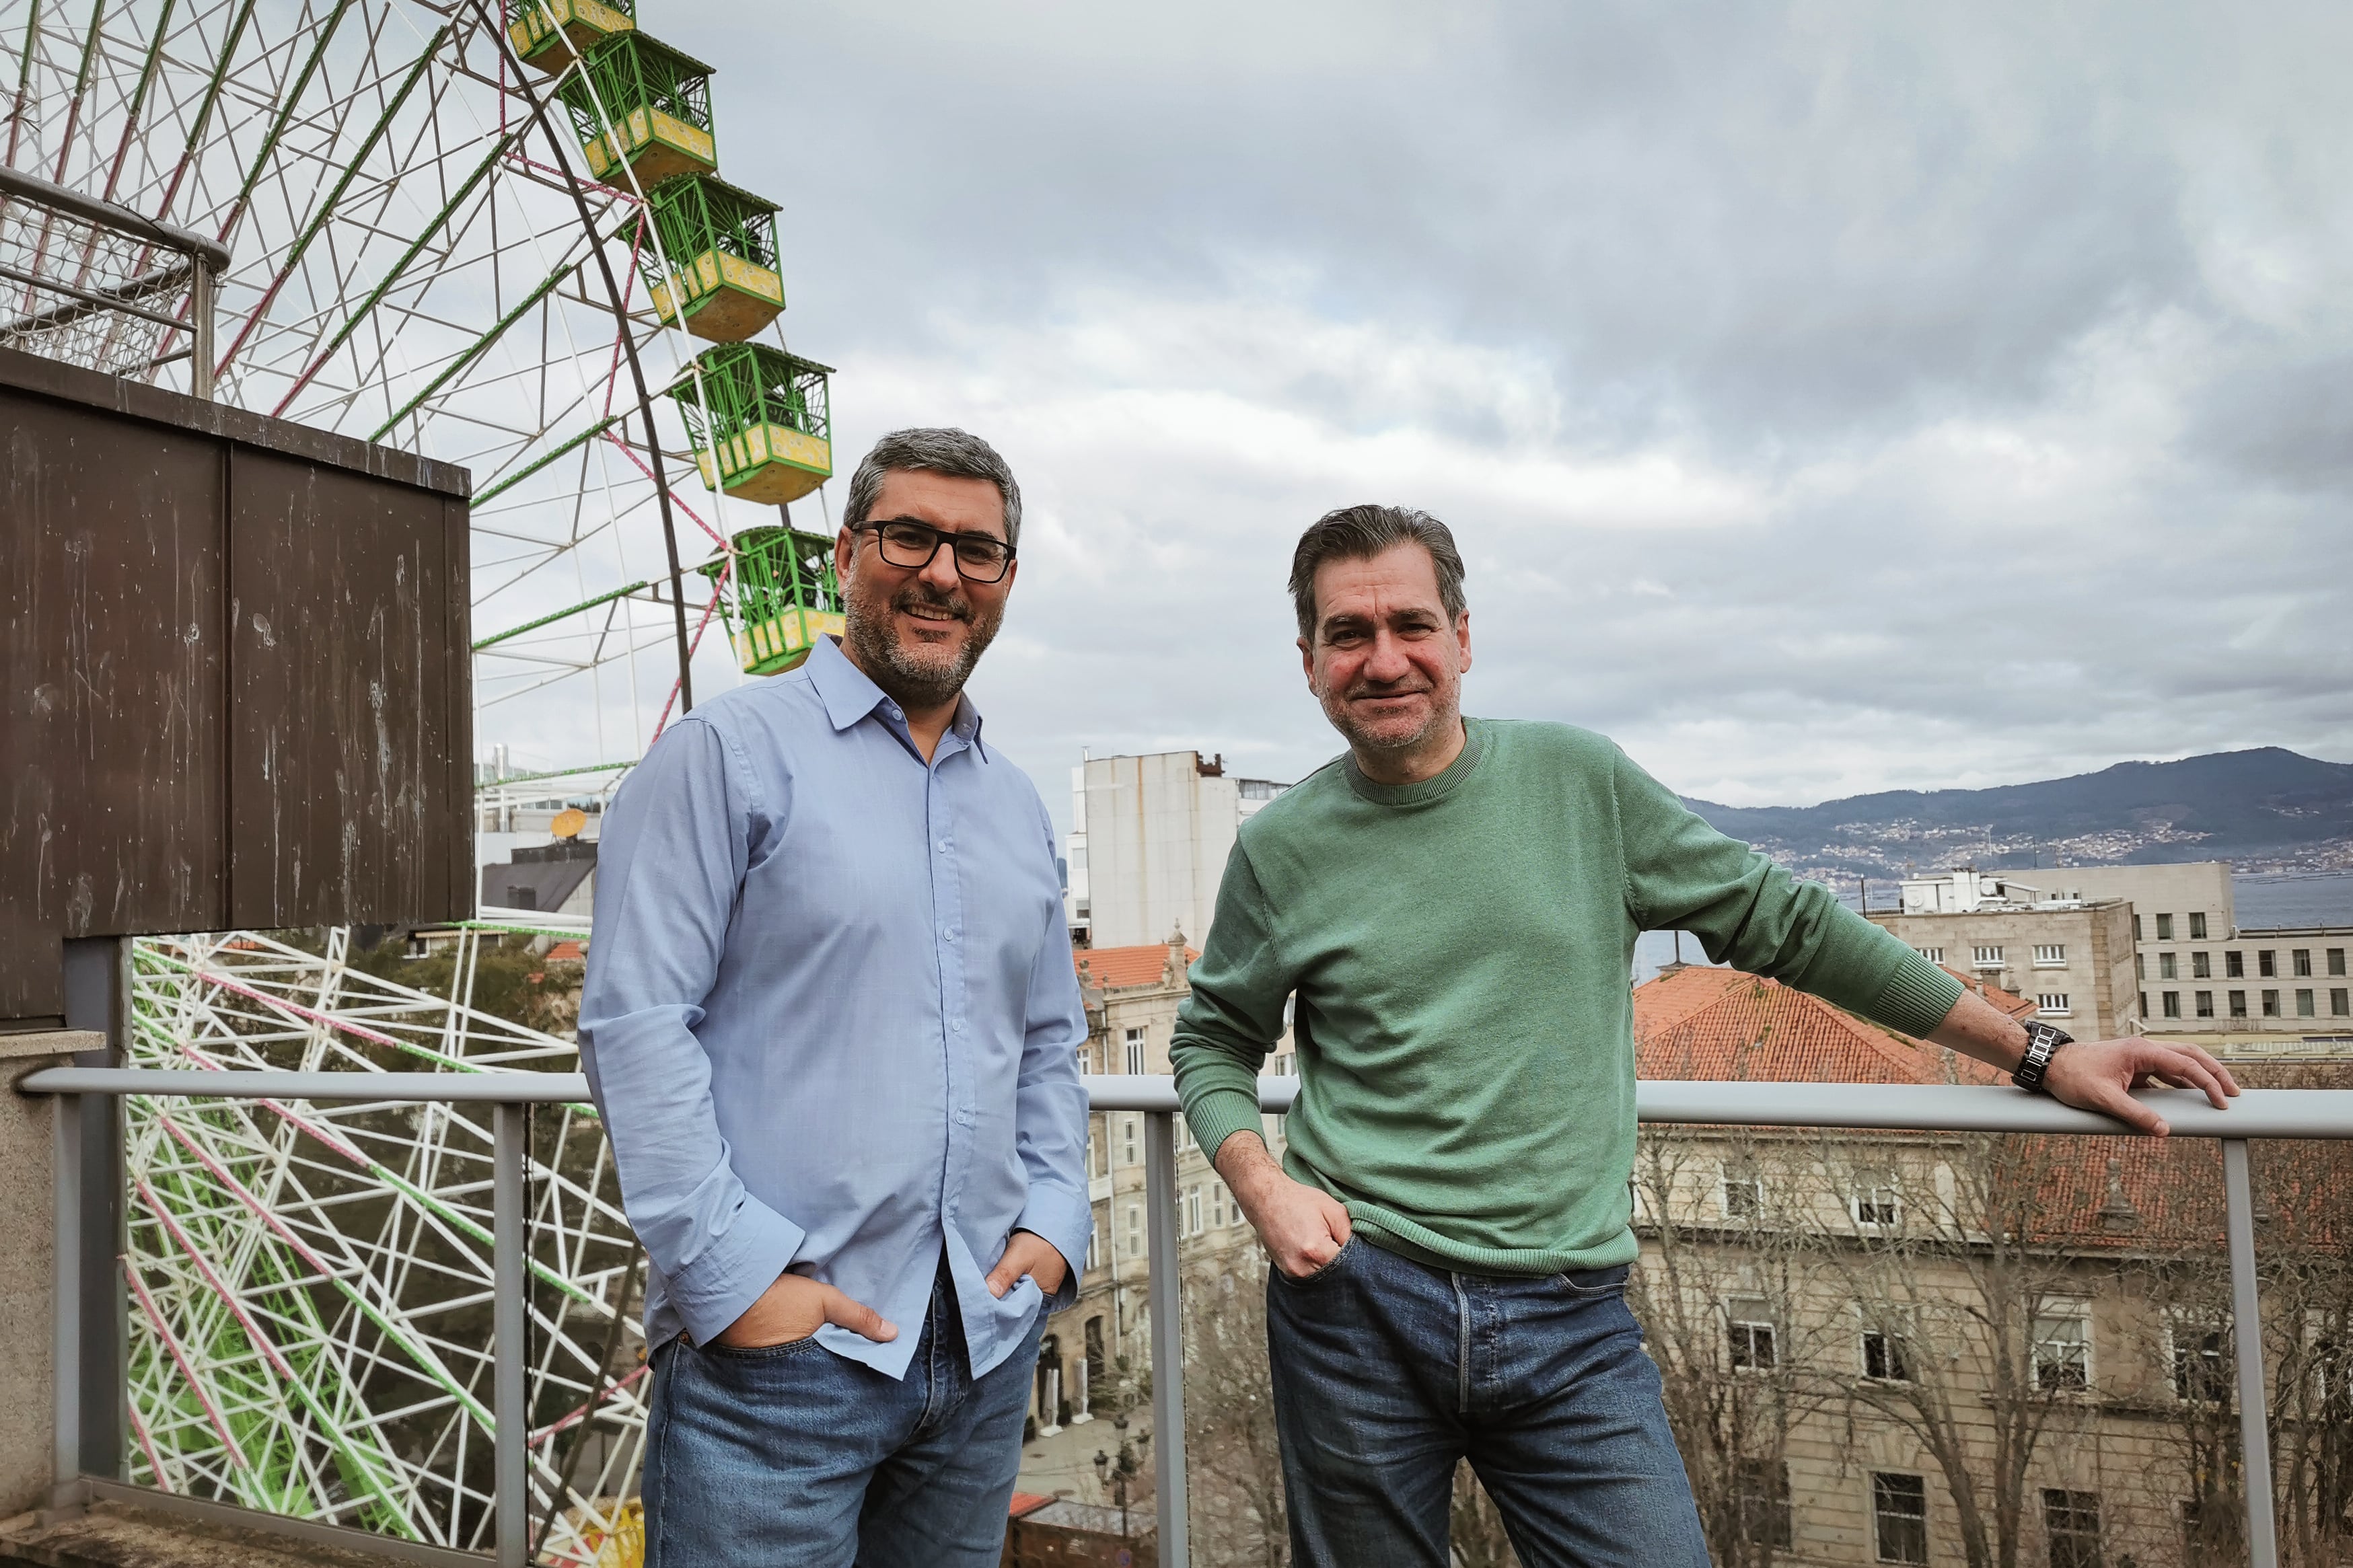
[2011,1019,2074,1093]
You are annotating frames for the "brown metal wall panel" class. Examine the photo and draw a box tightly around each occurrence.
[225,449,464,928]
[3,347,471,1014]
[1,384,230,952]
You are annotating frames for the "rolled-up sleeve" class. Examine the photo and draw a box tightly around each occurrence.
[579,720,803,1345]
[1010,808,1094,1310]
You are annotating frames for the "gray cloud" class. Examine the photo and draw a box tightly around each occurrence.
[522,1,2353,823]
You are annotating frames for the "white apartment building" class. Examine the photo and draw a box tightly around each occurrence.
[1064,750,1288,948]
[2047,863,2352,1045]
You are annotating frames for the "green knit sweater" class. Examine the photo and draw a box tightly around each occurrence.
[1169,718,1965,1275]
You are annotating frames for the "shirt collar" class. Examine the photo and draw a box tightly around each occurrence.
[805,635,990,763]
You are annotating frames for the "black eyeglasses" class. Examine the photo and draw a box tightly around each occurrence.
[853,518,1017,583]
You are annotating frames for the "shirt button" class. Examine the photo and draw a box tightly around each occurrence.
[937,839,951,853]
[953,1020,966,1033]
[945,929,959,942]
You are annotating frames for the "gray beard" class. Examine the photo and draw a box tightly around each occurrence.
[842,585,1002,713]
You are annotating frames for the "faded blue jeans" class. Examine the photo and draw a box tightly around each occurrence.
[643,1256,1044,1567]
[1266,1236,1712,1567]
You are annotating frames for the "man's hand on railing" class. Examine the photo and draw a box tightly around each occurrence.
[986,1229,1070,1298]
[1217,1131,1352,1280]
[713,1271,898,1349]
[2043,1038,2240,1137]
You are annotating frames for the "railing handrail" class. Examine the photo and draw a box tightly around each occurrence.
[23,1067,2353,1140]
[25,1064,2352,1568]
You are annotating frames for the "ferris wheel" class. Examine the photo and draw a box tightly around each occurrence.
[3,0,848,1558]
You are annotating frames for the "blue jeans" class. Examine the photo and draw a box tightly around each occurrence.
[1265,1238,1710,1568]
[643,1258,1044,1567]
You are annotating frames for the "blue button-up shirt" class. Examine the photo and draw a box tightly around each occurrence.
[578,636,1091,1379]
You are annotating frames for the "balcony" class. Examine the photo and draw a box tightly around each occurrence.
[6,1060,2349,1567]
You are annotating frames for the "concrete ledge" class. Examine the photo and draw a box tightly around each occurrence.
[0,1033,100,1067]
[0,1491,486,1568]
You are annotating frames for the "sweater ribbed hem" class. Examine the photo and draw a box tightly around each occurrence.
[1184,1086,1270,1168]
[1873,950,1968,1039]
[1344,1203,1642,1277]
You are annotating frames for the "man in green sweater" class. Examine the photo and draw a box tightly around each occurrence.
[1169,505,2239,1567]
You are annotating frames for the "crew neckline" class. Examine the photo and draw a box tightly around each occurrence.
[1344,717,1488,807]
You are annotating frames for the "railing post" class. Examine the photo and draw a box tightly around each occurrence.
[493,1101,527,1568]
[2220,1140,2279,1568]
[188,257,215,402]
[1143,1110,1188,1568]
[50,1092,84,1513]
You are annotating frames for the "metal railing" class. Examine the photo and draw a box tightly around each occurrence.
[20,1066,2353,1568]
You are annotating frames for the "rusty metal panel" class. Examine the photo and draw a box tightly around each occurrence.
[225,450,467,926]
[1,347,471,1022]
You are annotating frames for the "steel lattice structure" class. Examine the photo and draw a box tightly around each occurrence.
[122,929,645,1563]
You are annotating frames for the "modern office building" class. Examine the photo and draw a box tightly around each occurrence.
[1064,750,1289,948]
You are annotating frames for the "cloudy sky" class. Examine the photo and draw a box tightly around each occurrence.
[647,0,2351,823]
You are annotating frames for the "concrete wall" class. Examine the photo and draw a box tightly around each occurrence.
[0,1031,96,1520]
[1081,753,1242,950]
[1869,903,2140,1039]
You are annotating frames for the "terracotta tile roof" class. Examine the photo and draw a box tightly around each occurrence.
[1075,942,1198,990]
[1633,967,2353,1249]
[1007,1492,1054,1520]
[1632,967,2004,1087]
[545,940,585,963]
[1937,965,2037,1020]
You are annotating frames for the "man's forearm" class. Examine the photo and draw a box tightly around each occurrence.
[1922,987,2032,1072]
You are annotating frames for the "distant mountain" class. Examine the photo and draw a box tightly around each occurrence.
[1682,748,2353,881]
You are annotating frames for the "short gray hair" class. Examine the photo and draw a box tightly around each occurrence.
[1288,504,1467,639]
[842,427,1023,547]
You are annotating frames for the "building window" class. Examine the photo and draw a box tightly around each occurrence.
[2298,989,2317,1018]
[2136,954,2146,981]
[2133,915,2144,941]
[2140,992,2149,1018]
[2159,952,2178,980]
[2038,994,2072,1017]
[1125,1203,1143,1257]
[2227,950,2245,978]
[1727,1305,1777,1371]
[1733,1459,1793,1549]
[2033,1312,2091,1391]
[2196,991,2214,1018]
[2193,951,2211,979]
[2171,1322,2231,1403]
[1872,1473,1928,1564]
[2294,948,2313,977]
[1862,1328,1912,1382]
[1123,1027,1146,1076]
[2229,990,2248,1018]
[2163,992,2181,1019]
[2034,944,2066,966]
[1914,945,1945,963]
[2330,948,2348,977]
[1973,945,2004,967]
[2259,950,2277,978]
[2334,988,2350,1018]
[2189,912,2208,940]
[2044,1490,2103,1568]
[1852,1178,1900,1226]
[1184,1185,1204,1236]
[2157,913,2175,940]
[2263,990,2281,1018]
[1721,1171,1763,1220]
[1121,1115,1139,1167]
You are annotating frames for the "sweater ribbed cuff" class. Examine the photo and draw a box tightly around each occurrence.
[1184,1086,1270,1168]
[1873,950,1968,1039]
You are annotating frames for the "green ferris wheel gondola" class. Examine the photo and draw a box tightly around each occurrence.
[504,0,635,76]
[668,342,834,505]
[556,32,717,187]
[701,526,845,675]
[641,174,785,341]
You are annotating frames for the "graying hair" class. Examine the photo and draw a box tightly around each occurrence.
[1288,504,1468,640]
[842,427,1023,547]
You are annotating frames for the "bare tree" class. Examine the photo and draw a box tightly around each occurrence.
[1182,1257,1291,1568]
[1630,1129,1842,1567]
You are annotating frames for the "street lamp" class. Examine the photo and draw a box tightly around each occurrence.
[1091,1412,1149,1544]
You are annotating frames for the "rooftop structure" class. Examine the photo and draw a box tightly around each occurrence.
[1068,751,1290,949]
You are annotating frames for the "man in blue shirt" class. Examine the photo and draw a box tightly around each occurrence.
[580,428,1090,1567]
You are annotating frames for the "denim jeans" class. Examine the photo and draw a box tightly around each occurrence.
[1265,1237,1710,1567]
[643,1257,1044,1567]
